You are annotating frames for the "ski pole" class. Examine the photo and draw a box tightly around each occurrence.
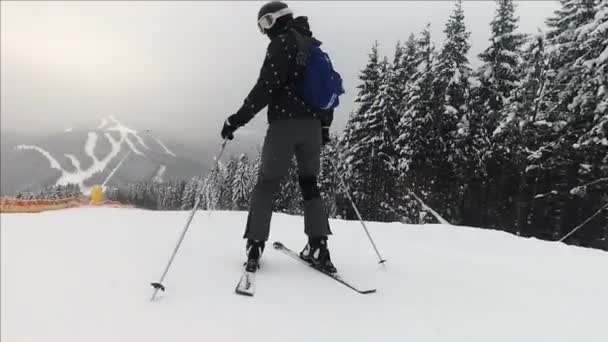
[328,159,386,265]
[150,139,228,301]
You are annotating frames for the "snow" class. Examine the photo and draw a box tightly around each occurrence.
[18,131,126,193]
[14,116,174,192]
[408,192,450,225]
[2,208,606,342]
[499,62,515,72]
[98,117,109,129]
[125,135,146,156]
[64,153,82,172]
[153,165,167,183]
[493,110,516,136]
[155,138,177,157]
[103,116,149,152]
[416,61,428,73]
[450,68,462,84]
[593,20,608,36]
[84,132,99,162]
[444,105,458,115]
[15,145,62,170]
[100,116,148,156]
[482,65,493,79]
[534,190,558,199]
[525,165,539,173]
[576,21,596,39]
[598,45,608,64]
[498,49,519,58]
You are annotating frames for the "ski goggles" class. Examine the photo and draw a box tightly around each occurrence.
[257,8,293,33]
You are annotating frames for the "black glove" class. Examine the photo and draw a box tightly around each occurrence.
[321,127,330,146]
[221,119,238,140]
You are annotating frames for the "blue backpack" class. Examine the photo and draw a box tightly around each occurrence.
[295,43,344,111]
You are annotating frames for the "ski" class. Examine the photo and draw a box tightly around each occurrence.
[272,241,376,295]
[235,268,256,297]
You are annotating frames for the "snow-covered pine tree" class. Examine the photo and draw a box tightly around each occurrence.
[476,0,527,133]
[53,185,62,199]
[395,34,419,104]
[388,35,419,222]
[156,185,167,210]
[160,182,170,210]
[541,0,597,123]
[566,0,606,151]
[426,0,473,222]
[354,41,383,117]
[496,33,549,138]
[545,0,597,66]
[464,0,526,228]
[535,0,598,153]
[272,157,301,215]
[392,40,404,81]
[22,191,35,200]
[319,133,340,218]
[397,24,435,173]
[341,42,383,219]
[363,55,401,221]
[492,33,551,234]
[232,154,254,210]
[201,167,223,210]
[222,157,238,209]
[216,161,233,210]
[144,181,157,209]
[171,180,186,210]
[181,177,198,210]
[395,24,441,223]
[434,0,472,137]
[526,0,607,245]
[127,184,135,204]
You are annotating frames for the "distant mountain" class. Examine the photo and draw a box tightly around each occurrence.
[1,116,210,195]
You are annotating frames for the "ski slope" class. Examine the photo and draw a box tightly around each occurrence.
[1,208,607,342]
[14,116,177,194]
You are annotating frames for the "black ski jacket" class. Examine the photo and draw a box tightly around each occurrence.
[227,16,334,129]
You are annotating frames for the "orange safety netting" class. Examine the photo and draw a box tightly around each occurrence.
[0,197,130,213]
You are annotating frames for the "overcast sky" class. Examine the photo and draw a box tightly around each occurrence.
[1,1,559,145]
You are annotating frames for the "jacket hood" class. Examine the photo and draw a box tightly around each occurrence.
[289,16,322,46]
[290,16,312,37]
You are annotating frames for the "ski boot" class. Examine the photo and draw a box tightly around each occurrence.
[245,239,265,272]
[300,236,337,273]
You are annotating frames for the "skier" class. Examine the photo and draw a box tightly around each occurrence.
[221,1,342,274]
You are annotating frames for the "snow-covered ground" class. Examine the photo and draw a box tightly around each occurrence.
[1,208,607,342]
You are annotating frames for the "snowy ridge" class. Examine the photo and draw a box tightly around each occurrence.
[1,209,606,342]
[15,116,178,193]
[105,115,149,150]
[97,117,109,129]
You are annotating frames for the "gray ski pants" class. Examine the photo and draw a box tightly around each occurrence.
[243,118,331,241]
